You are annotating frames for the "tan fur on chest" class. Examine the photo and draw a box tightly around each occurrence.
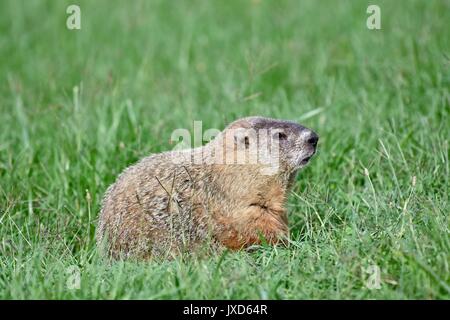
[214,182,289,249]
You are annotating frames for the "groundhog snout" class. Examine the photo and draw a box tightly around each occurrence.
[300,129,319,150]
[295,128,319,166]
[303,130,319,148]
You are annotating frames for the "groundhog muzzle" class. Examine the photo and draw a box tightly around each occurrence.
[96,116,319,260]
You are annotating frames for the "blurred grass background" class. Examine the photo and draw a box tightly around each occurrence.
[0,0,449,298]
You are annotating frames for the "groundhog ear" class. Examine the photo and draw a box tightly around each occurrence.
[228,119,252,130]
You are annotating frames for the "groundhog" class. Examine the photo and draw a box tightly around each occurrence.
[96,116,318,260]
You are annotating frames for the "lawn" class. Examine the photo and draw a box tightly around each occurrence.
[0,0,449,299]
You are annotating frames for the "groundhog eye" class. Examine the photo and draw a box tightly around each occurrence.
[244,136,250,147]
[274,132,287,141]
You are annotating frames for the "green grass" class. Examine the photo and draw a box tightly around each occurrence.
[0,0,449,299]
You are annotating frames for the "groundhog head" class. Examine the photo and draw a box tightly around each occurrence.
[219,116,319,174]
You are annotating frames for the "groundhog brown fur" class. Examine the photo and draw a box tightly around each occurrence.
[96,116,319,260]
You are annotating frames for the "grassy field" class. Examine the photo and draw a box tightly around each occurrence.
[0,0,449,299]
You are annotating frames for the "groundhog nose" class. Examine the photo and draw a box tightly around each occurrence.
[306,131,319,148]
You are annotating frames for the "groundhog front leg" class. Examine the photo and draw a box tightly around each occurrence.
[214,205,289,250]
